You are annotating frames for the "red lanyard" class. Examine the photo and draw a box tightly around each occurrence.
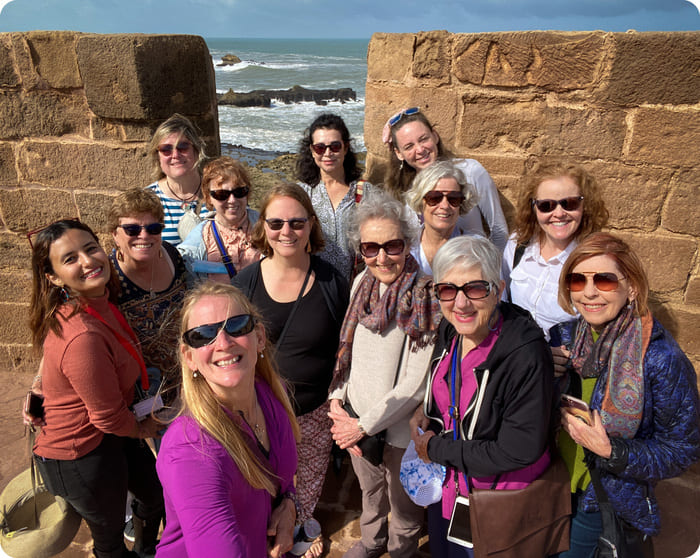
[83,302,149,391]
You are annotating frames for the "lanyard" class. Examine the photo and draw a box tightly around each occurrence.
[83,302,149,391]
[448,336,470,494]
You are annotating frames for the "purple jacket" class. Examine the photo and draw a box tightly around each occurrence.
[156,380,297,557]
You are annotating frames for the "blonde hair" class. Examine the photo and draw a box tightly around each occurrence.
[178,282,300,495]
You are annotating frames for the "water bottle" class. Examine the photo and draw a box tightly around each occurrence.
[287,518,322,556]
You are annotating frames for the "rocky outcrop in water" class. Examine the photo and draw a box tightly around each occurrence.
[218,54,241,66]
[218,85,356,107]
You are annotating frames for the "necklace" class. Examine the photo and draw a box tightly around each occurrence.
[165,178,201,204]
[240,398,266,439]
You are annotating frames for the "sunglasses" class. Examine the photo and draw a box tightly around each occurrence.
[359,239,405,258]
[265,218,309,231]
[182,314,256,349]
[423,190,465,208]
[26,217,81,249]
[388,107,420,127]
[566,272,624,293]
[434,280,492,301]
[311,141,343,155]
[157,142,192,156]
[118,223,165,237]
[531,196,584,213]
[210,186,250,201]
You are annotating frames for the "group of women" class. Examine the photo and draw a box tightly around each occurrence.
[22,106,699,558]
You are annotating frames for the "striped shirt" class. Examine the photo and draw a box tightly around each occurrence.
[146,182,211,246]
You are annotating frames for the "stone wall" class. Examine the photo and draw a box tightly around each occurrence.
[364,30,700,371]
[0,31,219,372]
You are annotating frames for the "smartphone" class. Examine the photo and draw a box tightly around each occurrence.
[446,495,473,548]
[25,391,45,420]
[560,394,592,425]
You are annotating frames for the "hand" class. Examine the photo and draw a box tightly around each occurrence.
[347,443,363,458]
[328,407,364,450]
[561,408,612,459]
[137,416,163,439]
[267,497,295,557]
[414,429,435,463]
[551,345,571,378]
[328,398,347,416]
[409,406,429,445]
[22,393,46,431]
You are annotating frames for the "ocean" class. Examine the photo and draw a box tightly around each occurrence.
[206,38,369,160]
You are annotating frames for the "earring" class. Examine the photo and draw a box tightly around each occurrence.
[192,371,199,378]
[59,287,70,302]
[399,160,404,171]
[306,240,312,254]
[116,249,125,262]
[158,247,163,259]
[259,352,264,360]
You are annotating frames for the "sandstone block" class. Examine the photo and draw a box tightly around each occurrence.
[619,232,696,294]
[26,31,81,89]
[367,34,415,83]
[0,142,17,185]
[0,303,31,344]
[7,33,41,90]
[364,152,388,186]
[0,188,75,233]
[602,32,700,107]
[75,191,122,233]
[17,141,151,191]
[662,171,700,236]
[0,90,89,139]
[626,108,699,167]
[76,34,215,120]
[0,35,20,87]
[653,303,700,358]
[3,344,38,373]
[0,233,33,271]
[685,276,700,306]
[413,31,451,84]
[0,271,31,303]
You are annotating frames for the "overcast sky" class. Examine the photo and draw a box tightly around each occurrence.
[0,0,698,38]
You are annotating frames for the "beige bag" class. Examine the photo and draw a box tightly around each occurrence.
[177,199,204,242]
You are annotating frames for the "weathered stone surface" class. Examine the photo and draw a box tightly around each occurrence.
[0,271,31,303]
[0,303,31,344]
[0,188,76,232]
[3,344,38,373]
[626,108,700,167]
[26,31,81,89]
[0,90,89,139]
[76,34,213,120]
[367,33,415,83]
[662,172,700,236]
[685,276,700,306]
[16,141,151,190]
[653,303,700,357]
[364,152,388,186]
[0,35,20,87]
[218,54,241,66]
[620,232,696,294]
[0,143,17,185]
[413,31,451,84]
[458,96,626,158]
[7,33,41,90]
[0,233,32,271]
[75,192,124,233]
[602,32,700,106]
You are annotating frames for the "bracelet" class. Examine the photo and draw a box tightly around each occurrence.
[282,491,301,519]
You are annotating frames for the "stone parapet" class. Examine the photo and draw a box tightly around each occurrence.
[0,31,219,372]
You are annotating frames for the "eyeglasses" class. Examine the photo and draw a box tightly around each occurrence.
[565,272,624,293]
[118,223,165,237]
[182,314,256,349]
[423,191,465,208]
[359,239,406,258]
[210,186,250,201]
[157,142,192,156]
[388,107,420,127]
[265,218,309,231]
[311,141,343,155]
[434,280,492,301]
[26,217,81,249]
[531,196,584,213]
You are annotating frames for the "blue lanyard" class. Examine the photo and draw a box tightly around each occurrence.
[449,337,470,493]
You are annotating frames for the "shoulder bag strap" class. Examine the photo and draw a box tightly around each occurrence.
[211,220,237,279]
[275,264,313,351]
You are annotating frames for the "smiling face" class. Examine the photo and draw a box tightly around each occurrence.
[310,127,348,177]
[422,177,461,235]
[112,212,163,265]
[157,131,198,180]
[47,228,111,298]
[359,217,408,285]
[534,175,583,252]
[569,254,635,333]
[264,196,312,258]
[393,120,439,171]
[209,178,249,228]
[181,294,265,402]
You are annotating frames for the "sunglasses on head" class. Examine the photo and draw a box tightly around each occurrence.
[423,190,465,208]
[118,223,165,237]
[26,217,81,249]
[157,142,192,156]
[531,196,584,213]
[311,141,343,155]
[566,272,624,293]
[210,186,250,201]
[182,314,256,349]
[265,218,309,231]
[359,239,405,258]
[388,107,420,127]
[434,280,492,301]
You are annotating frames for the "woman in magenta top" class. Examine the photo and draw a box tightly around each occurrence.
[156,282,300,558]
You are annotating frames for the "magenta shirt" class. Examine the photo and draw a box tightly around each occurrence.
[432,322,550,519]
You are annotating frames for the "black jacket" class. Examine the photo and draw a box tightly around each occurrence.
[423,302,554,478]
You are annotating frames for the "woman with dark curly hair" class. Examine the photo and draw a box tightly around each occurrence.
[502,161,609,340]
[296,113,373,279]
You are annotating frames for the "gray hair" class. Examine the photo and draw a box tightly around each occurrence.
[432,235,502,287]
[404,159,479,215]
[347,189,420,252]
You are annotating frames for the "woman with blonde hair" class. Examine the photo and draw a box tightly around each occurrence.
[156,282,300,557]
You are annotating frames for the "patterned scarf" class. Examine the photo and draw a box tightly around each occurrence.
[329,254,442,392]
[570,304,653,438]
